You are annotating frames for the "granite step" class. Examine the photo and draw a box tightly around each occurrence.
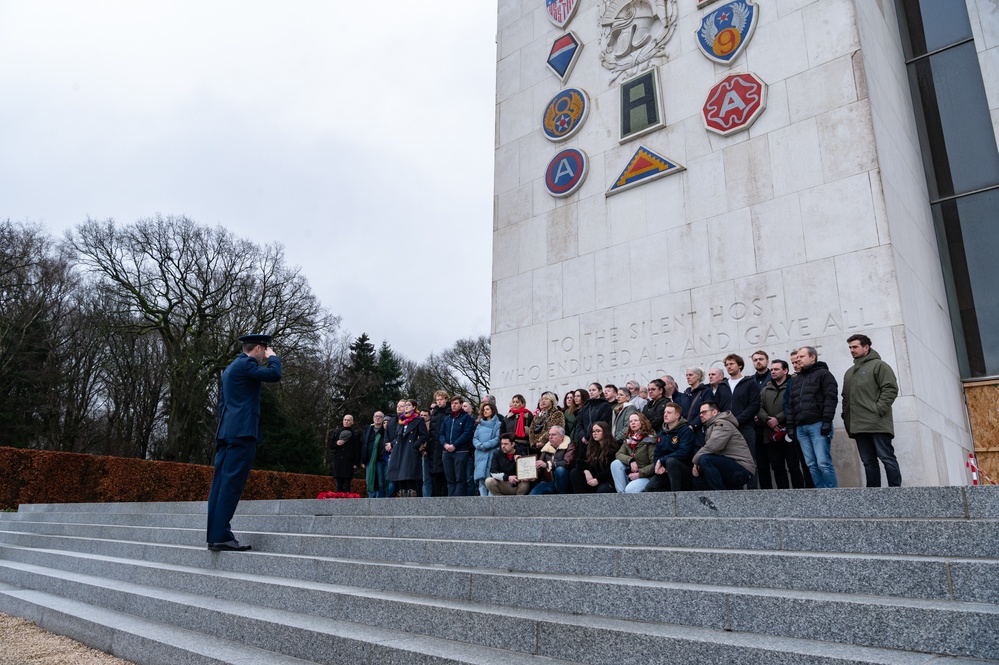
[1,529,997,604]
[0,546,997,659]
[0,559,993,664]
[8,486,999,520]
[1,512,997,559]
[0,580,582,665]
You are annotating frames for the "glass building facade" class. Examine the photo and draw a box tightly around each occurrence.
[896,0,999,378]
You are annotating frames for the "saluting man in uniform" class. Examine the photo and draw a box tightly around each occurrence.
[207,333,282,551]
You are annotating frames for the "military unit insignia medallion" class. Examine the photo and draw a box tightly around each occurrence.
[542,88,590,142]
[547,32,583,83]
[606,146,684,196]
[695,0,758,65]
[545,148,588,197]
[702,72,767,136]
[547,0,580,29]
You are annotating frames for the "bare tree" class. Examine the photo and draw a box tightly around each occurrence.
[70,216,330,463]
[406,335,490,410]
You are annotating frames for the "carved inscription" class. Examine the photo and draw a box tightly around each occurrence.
[499,294,878,393]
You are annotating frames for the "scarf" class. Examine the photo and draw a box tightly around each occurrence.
[509,407,531,438]
[398,411,419,427]
[627,433,643,452]
[365,429,382,493]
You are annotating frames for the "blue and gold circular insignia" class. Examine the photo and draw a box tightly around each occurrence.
[545,148,588,198]
[542,88,589,142]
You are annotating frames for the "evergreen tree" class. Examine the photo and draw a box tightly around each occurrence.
[376,340,405,412]
[331,333,380,423]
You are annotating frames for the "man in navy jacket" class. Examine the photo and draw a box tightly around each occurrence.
[439,396,475,496]
[207,333,282,551]
[646,402,695,492]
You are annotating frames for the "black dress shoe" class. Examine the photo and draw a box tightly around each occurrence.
[208,540,252,552]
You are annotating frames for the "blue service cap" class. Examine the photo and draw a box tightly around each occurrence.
[238,333,272,345]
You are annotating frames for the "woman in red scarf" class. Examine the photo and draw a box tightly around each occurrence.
[386,398,429,497]
[504,394,534,456]
[610,412,656,493]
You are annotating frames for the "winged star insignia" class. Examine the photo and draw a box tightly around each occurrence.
[542,88,589,142]
[695,0,758,65]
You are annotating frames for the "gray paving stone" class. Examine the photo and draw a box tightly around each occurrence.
[779,519,999,557]
[674,487,970,519]
[964,486,999,519]
[727,590,999,660]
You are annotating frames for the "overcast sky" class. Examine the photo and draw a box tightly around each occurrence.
[0,1,497,361]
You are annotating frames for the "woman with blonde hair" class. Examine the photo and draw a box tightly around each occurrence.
[529,391,566,452]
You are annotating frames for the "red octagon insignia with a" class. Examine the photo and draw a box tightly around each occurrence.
[702,72,767,136]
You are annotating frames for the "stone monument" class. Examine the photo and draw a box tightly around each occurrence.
[491,0,986,486]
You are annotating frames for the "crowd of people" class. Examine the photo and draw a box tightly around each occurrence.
[327,334,903,497]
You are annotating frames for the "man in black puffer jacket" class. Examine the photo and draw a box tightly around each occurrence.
[787,346,839,488]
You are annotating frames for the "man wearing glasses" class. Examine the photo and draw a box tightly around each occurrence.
[691,401,756,491]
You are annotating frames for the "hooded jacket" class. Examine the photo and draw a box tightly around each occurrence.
[842,349,898,437]
[693,411,756,474]
[654,417,695,465]
[787,360,838,430]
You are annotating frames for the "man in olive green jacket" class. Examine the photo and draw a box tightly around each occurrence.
[842,334,901,487]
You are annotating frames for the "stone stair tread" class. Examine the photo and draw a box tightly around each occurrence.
[5,539,998,611]
[0,580,318,665]
[0,580,584,665]
[2,553,997,661]
[0,566,991,665]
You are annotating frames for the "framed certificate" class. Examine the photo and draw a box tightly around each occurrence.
[516,455,538,481]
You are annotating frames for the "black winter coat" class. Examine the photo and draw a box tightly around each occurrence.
[427,405,448,473]
[729,377,762,429]
[387,416,429,482]
[642,397,667,433]
[573,397,613,461]
[787,361,839,430]
[328,426,359,478]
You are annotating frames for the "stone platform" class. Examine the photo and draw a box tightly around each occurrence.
[0,487,996,664]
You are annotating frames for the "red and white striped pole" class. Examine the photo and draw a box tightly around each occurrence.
[967,453,980,485]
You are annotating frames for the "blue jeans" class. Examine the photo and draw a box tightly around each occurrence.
[694,453,753,490]
[610,459,650,493]
[529,466,571,495]
[797,422,838,488]
[442,450,470,496]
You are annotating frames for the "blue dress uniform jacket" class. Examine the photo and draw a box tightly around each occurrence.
[216,354,283,442]
[207,352,282,546]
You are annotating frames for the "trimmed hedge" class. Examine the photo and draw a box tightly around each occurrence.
[0,447,365,510]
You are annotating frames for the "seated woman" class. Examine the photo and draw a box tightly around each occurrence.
[610,412,656,493]
[528,425,575,495]
[569,421,617,494]
[528,391,566,454]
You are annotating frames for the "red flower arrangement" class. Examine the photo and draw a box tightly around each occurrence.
[317,491,361,499]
